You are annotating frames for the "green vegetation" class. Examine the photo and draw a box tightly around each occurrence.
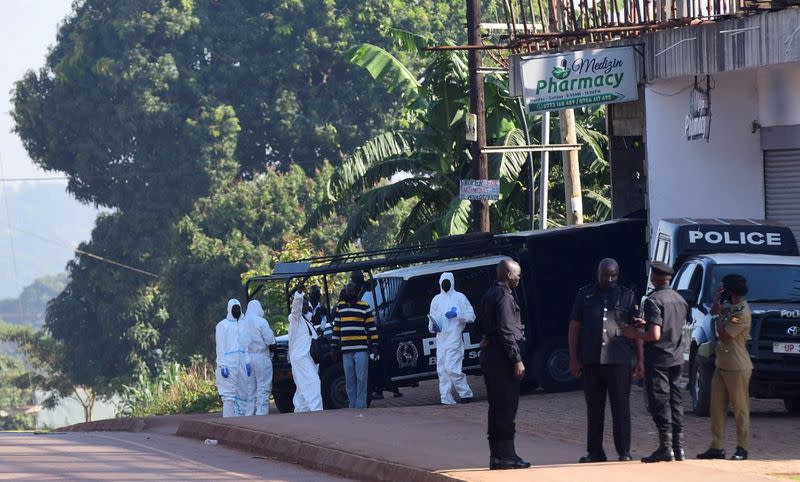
[7,1,612,421]
[117,362,220,417]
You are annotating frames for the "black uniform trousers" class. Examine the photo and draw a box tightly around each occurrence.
[644,364,683,436]
[583,364,631,456]
[481,344,520,442]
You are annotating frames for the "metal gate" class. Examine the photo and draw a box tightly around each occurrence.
[765,149,800,242]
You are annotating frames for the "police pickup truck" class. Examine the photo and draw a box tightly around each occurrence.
[247,218,648,412]
[650,219,800,415]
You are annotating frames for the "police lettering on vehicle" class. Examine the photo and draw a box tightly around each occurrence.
[422,333,481,366]
[688,230,782,247]
[780,310,800,319]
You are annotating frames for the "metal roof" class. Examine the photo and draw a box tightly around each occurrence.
[374,255,511,280]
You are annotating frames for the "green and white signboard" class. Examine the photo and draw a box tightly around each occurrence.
[513,47,638,113]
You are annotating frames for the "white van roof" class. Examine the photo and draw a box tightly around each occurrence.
[697,253,800,266]
[374,255,511,280]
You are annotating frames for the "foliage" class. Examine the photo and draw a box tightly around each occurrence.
[0,274,68,329]
[0,354,37,430]
[306,40,532,249]
[0,322,101,422]
[116,362,220,417]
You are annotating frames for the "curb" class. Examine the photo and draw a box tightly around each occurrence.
[176,419,457,482]
[56,417,146,433]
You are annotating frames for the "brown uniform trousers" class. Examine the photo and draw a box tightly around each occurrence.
[710,301,753,450]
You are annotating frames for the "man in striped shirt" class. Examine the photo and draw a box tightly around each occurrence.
[331,282,379,409]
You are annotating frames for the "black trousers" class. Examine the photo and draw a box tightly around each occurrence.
[481,345,520,443]
[583,364,631,456]
[645,364,683,436]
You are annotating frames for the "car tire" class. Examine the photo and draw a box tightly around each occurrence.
[691,355,713,417]
[533,339,580,393]
[784,398,800,415]
[273,392,295,413]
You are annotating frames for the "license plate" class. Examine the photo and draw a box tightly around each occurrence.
[773,342,800,354]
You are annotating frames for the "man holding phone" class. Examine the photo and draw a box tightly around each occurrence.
[622,261,688,463]
[697,274,752,461]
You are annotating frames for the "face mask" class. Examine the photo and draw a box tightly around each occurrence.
[231,305,241,319]
[441,279,451,292]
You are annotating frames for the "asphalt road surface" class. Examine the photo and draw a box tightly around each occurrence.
[0,431,347,481]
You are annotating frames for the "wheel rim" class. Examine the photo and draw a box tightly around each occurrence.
[547,348,572,383]
[330,375,349,408]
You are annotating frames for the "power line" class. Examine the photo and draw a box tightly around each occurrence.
[0,154,26,322]
[7,226,160,279]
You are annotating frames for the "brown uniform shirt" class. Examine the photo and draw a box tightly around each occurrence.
[715,300,753,371]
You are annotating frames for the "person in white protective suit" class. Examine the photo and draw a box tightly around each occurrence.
[288,285,323,412]
[428,272,476,405]
[242,299,276,415]
[215,299,254,417]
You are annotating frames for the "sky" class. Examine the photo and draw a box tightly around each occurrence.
[0,1,98,299]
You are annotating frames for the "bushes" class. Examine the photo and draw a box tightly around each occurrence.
[117,362,221,417]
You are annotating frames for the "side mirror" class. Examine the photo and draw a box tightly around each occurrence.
[676,289,696,306]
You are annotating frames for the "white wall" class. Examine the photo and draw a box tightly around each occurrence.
[644,70,765,239]
[758,62,800,127]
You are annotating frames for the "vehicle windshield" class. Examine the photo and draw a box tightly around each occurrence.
[706,264,800,303]
[368,277,403,320]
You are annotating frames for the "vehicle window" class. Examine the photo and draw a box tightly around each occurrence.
[397,275,439,320]
[654,235,671,264]
[393,265,496,321]
[675,263,697,291]
[366,277,403,321]
[705,264,800,303]
[688,265,704,302]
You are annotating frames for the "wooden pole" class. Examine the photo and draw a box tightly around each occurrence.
[467,0,490,232]
[559,109,584,225]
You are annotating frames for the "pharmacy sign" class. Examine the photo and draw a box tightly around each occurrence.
[514,47,638,113]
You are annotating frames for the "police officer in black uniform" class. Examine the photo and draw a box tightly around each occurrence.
[569,258,642,463]
[478,259,530,470]
[622,261,688,463]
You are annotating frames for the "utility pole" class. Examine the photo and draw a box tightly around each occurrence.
[559,109,584,225]
[539,112,551,230]
[467,0,489,232]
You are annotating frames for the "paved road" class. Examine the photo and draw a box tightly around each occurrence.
[0,431,347,481]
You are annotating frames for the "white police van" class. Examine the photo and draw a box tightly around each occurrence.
[651,219,800,416]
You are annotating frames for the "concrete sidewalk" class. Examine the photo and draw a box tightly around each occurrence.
[174,404,792,482]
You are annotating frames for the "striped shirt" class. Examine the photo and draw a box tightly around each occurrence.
[331,300,378,352]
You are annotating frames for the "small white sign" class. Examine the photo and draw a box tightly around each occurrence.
[465,113,477,142]
[515,47,639,113]
[459,180,500,200]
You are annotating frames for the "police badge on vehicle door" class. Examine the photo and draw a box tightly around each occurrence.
[396,341,419,368]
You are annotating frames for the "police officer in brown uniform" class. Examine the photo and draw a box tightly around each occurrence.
[622,261,688,463]
[478,259,530,470]
[697,274,752,461]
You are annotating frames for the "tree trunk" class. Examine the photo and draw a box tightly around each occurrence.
[559,109,584,225]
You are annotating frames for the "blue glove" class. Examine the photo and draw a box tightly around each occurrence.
[221,367,229,378]
[445,307,458,319]
[246,363,252,377]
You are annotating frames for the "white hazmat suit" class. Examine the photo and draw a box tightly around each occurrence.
[428,272,475,405]
[242,300,276,415]
[215,299,253,417]
[288,291,323,412]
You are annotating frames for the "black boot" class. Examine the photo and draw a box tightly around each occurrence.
[672,431,685,461]
[490,440,531,470]
[489,440,501,470]
[641,432,674,463]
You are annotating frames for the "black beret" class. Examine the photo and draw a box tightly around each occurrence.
[650,260,674,276]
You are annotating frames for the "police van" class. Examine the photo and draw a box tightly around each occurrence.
[248,218,648,412]
[650,218,800,415]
